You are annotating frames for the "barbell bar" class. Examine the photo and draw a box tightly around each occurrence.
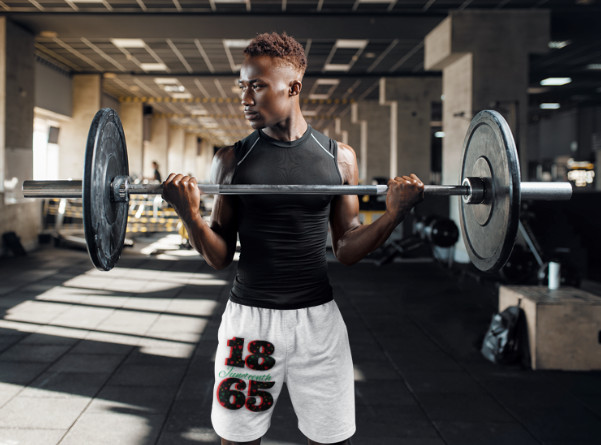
[20,108,573,273]
[23,180,571,201]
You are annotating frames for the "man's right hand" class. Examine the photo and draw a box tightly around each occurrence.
[161,173,202,225]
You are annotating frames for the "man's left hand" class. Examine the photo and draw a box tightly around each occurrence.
[385,174,425,224]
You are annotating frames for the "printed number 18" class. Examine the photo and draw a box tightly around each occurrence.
[225,337,275,371]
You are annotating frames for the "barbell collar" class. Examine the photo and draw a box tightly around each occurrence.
[461,178,485,204]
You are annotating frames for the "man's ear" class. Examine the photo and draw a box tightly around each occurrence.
[290,80,302,97]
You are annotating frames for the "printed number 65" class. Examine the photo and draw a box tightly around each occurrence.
[217,378,275,412]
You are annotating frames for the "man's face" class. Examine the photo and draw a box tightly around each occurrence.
[239,56,300,130]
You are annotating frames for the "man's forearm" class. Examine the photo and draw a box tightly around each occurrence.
[183,215,234,270]
[334,210,407,266]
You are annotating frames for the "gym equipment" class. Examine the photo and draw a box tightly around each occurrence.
[22,109,572,272]
[374,215,459,267]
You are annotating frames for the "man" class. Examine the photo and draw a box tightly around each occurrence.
[162,32,424,445]
[151,161,161,183]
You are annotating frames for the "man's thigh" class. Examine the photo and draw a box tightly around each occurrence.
[211,301,287,443]
[286,301,355,444]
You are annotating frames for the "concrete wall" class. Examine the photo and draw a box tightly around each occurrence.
[0,18,40,255]
[120,102,144,179]
[101,93,120,113]
[58,75,101,179]
[196,138,213,182]
[532,111,578,163]
[35,58,72,118]
[183,133,198,177]
[380,77,442,181]
[168,126,185,176]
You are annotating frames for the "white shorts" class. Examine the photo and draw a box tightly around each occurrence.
[211,299,355,444]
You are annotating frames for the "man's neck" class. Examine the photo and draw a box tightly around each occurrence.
[262,110,308,142]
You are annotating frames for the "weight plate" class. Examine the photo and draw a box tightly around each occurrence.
[459,110,520,272]
[82,109,129,271]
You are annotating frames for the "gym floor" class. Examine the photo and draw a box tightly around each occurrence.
[0,238,600,445]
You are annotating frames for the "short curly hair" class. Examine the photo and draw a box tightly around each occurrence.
[243,32,307,75]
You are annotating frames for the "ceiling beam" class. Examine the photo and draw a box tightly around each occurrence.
[10,13,445,40]
[90,71,443,78]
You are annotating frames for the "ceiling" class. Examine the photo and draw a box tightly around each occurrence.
[6,0,601,145]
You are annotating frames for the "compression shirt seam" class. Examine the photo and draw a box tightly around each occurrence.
[311,133,335,159]
[237,135,260,166]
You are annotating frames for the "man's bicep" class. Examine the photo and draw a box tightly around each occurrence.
[210,195,238,245]
[329,194,361,243]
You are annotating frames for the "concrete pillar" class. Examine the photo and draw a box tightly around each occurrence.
[168,126,185,176]
[120,102,143,179]
[58,75,101,179]
[379,77,442,181]
[336,113,364,181]
[144,117,168,180]
[355,101,391,183]
[196,138,213,183]
[425,10,549,262]
[0,18,41,254]
[350,104,368,183]
[184,133,198,176]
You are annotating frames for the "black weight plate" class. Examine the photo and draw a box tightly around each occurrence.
[459,110,520,272]
[82,108,129,271]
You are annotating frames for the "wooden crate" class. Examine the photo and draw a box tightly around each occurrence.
[499,286,601,371]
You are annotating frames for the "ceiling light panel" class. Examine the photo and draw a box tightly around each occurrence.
[111,39,146,48]
[141,63,168,71]
[335,40,368,49]
[540,77,572,86]
[154,78,180,84]
[224,40,252,48]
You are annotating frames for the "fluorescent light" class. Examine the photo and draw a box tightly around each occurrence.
[111,39,146,48]
[141,63,167,71]
[154,78,179,84]
[587,64,601,70]
[324,64,351,72]
[548,41,570,49]
[315,79,340,85]
[164,85,185,92]
[540,77,571,86]
[303,110,318,116]
[540,103,560,109]
[171,93,192,99]
[434,131,445,138]
[335,40,368,49]
[224,39,252,48]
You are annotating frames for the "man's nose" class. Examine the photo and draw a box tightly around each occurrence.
[241,90,254,106]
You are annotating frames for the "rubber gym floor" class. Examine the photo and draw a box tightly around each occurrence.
[0,236,600,445]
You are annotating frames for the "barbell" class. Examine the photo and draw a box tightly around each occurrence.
[22,108,572,272]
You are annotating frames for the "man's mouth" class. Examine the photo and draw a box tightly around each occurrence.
[244,110,259,120]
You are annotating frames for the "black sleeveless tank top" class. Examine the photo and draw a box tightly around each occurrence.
[230,125,342,309]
